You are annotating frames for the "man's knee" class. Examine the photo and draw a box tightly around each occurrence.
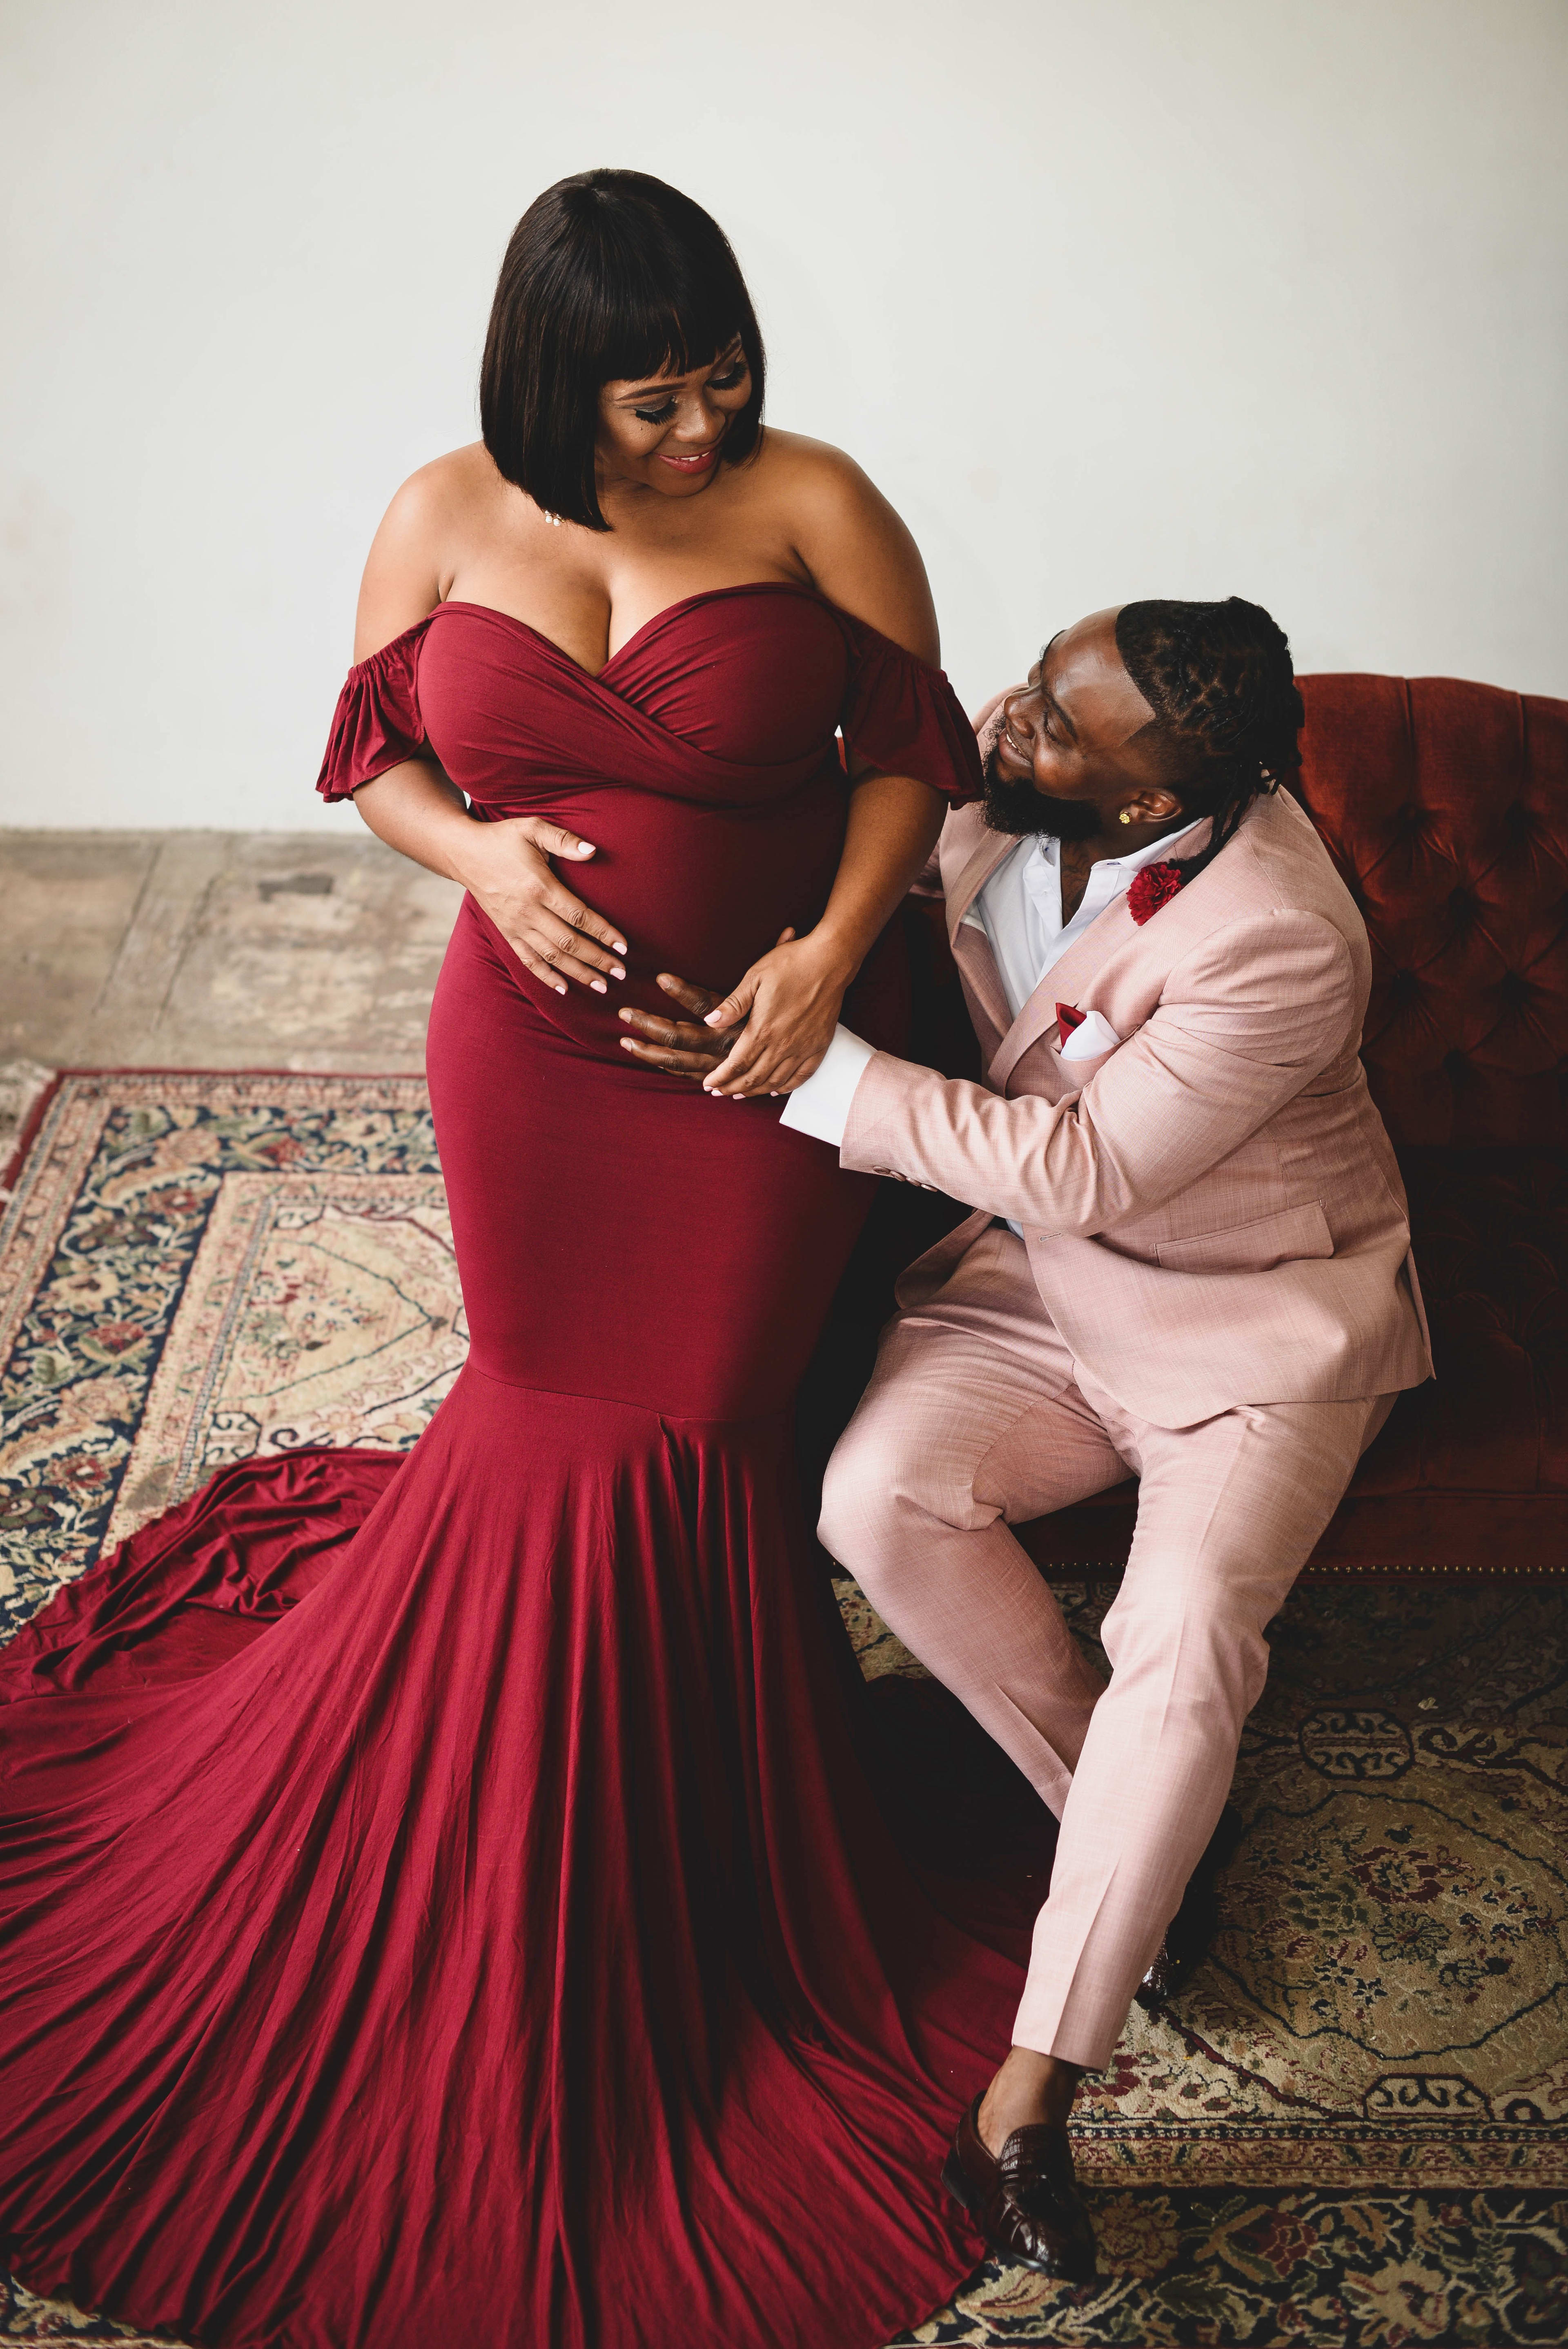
[817,1377,975,1583]
[1100,1565,1279,1724]
[817,1403,910,1573]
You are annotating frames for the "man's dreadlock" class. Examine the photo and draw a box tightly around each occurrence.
[1115,597,1305,881]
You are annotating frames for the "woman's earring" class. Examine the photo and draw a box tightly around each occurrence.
[1118,807,1134,825]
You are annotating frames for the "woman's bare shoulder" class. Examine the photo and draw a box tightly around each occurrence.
[751,428,877,503]
[754,432,938,661]
[355,445,509,659]
[380,442,506,545]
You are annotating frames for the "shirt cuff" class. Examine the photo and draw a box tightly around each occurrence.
[779,1026,876,1148]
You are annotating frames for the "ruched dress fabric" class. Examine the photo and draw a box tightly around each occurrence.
[0,585,1027,2349]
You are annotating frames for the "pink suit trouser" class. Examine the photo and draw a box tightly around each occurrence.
[819,1223,1394,2072]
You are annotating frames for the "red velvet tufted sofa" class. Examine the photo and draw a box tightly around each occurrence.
[1011,673,1568,1583]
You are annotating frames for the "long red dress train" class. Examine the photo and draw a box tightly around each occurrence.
[0,585,1032,2349]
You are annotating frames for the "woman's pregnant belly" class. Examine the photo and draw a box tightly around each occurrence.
[427,923,888,1422]
[427,758,911,1417]
[473,760,851,1065]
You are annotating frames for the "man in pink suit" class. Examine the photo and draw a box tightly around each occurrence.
[622,596,1431,2280]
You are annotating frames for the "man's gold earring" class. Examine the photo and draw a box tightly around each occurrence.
[1118,807,1134,825]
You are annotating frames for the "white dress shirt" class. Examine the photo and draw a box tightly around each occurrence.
[780,820,1203,1153]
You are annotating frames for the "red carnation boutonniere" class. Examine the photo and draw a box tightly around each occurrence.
[1126,860,1185,926]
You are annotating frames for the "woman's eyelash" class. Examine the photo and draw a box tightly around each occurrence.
[633,363,745,422]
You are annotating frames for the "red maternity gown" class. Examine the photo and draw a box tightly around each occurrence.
[0,585,1031,2349]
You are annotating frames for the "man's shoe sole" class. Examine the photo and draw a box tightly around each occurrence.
[942,2145,977,2215]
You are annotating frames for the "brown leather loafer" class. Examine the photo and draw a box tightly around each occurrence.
[1134,1801,1246,2017]
[1134,1931,1188,2014]
[942,2095,1098,2281]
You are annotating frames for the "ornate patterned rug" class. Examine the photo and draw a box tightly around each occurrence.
[2,1072,1564,2347]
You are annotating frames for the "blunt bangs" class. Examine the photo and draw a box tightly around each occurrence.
[481,170,766,532]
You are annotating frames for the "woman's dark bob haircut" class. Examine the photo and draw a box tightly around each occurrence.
[481,170,766,532]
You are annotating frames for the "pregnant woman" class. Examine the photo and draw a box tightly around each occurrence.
[0,174,1027,2348]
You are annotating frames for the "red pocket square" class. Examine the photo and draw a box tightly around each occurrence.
[1056,1002,1086,1048]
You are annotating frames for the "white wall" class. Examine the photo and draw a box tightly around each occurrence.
[2,0,1564,831]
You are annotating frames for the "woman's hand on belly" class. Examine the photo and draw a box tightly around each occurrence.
[617,931,850,1097]
[453,815,629,996]
[631,767,939,1093]
[696,929,854,1095]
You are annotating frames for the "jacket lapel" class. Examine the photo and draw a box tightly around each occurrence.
[940,820,1016,1046]
[940,689,1016,944]
[952,925,1011,1052]
[944,826,1016,941]
[987,894,1138,1091]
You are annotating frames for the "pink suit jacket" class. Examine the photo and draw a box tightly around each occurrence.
[844,773,1434,1431]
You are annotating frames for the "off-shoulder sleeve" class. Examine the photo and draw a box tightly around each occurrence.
[315,621,432,802]
[835,613,983,805]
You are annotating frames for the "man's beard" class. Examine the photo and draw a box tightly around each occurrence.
[981,745,1102,842]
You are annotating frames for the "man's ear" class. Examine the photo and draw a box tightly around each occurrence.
[1120,786,1187,825]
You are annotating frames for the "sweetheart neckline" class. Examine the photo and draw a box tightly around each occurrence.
[430,581,829,683]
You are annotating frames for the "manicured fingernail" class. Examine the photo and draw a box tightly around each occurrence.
[591,979,606,994]
[610,965,625,981]
[704,1011,724,1027]
[555,983,566,996]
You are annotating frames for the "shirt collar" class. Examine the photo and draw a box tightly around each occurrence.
[1016,818,1202,884]
[1077,818,1205,876]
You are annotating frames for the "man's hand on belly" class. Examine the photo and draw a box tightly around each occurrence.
[618,973,744,1087]
[618,929,846,1097]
